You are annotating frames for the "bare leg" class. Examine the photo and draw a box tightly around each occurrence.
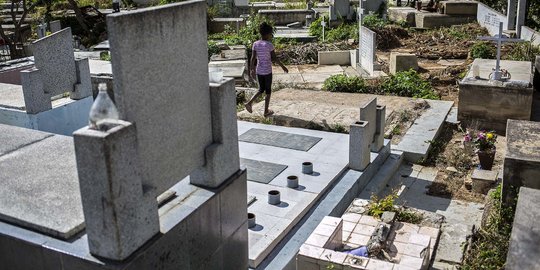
[245,92,263,113]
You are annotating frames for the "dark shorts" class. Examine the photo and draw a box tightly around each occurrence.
[257,74,272,95]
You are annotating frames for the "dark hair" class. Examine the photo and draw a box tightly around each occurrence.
[259,22,274,36]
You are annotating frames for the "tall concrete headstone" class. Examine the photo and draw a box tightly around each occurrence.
[515,0,527,37]
[32,28,77,96]
[49,20,62,33]
[73,0,243,262]
[477,3,508,35]
[506,0,517,30]
[108,2,213,196]
[329,0,350,20]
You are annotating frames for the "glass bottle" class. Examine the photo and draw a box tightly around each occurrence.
[89,83,119,130]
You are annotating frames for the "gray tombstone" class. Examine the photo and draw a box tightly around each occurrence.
[32,28,77,96]
[73,1,242,261]
[49,20,62,33]
[359,26,376,75]
[108,3,213,196]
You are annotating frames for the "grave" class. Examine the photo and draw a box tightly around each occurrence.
[458,59,533,133]
[329,0,351,21]
[502,120,540,204]
[389,52,418,74]
[296,215,437,269]
[506,187,540,270]
[0,28,93,136]
[389,0,477,28]
[0,2,248,269]
[258,9,315,25]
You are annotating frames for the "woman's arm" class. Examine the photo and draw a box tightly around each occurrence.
[271,50,288,73]
[250,50,257,79]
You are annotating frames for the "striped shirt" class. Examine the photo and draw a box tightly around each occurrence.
[252,40,274,75]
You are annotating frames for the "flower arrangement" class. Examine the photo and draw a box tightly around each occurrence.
[464,130,497,152]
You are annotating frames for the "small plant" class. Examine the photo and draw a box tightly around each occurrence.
[322,75,368,93]
[100,52,111,61]
[391,125,402,136]
[505,39,540,62]
[396,210,423,224]
[329,123,347,133]
[367,192,398,218]
[207,41,220,60]
[380,69,439,100]
[362,14,387,30]
[470,41,495,59]
[326,23,359,42]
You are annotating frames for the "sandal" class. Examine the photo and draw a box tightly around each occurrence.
[245,103,253,113]
[264,110,274,117]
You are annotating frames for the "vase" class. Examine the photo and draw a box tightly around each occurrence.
[477,150,495,170]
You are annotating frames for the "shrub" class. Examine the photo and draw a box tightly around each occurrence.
[380,69,439,99]
[367,193,398,218]
[309,16,325,39]
[362,14,387,30]
[322,75,368,93]
[326,23,359,42]
[470,41,495,59]
[207,41,220,60]
[505,40,540,62]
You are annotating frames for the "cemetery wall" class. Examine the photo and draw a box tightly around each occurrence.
[0,97,92,136]
[520,26,540,46]
[258,9,314,25]
[477,2,508,35]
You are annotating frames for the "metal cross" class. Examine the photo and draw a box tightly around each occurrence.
[477,22,524,81]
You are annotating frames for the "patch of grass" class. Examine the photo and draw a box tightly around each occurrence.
[362,14,387,30]
[367,192,398,218]
[504,40,540,62]
[329,123,348,134]
[322,74,368,93]
[462,184,516,270]
[380,69,439,100]
[397,210,423,224]
[208,41,220,60]
[471,41,495,59]
[309,16,358,42]
[99,51,111,61]
[391,125,402,136]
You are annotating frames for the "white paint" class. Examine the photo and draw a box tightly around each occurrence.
[359,26,376,75]
[477,3,508,35]
[0,97,92,136]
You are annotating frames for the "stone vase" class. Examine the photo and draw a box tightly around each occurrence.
[268,190,281,205]
[302,162,313,174]
[477,150,496,170]
[248,213,256,228]
[287,175,299,188]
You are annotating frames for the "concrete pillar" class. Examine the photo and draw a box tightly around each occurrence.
[349,121,371,171]
[360,97,377,147]
[71,58,93,100]
[191,78,240,188]
[20,68,51,114]
[371,105,386,152]
[516,0,527,37]
[73,119,160,260]
[534,56,540,91]
[507,0,517,30]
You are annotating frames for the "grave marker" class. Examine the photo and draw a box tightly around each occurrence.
[477,22,523,81]
[359,26,376,75]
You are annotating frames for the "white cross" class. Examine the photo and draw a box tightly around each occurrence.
[477,22,524,81]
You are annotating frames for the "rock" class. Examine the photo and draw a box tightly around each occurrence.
[446,166,458,173]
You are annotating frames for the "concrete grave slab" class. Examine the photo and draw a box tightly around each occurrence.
[107,1,212,196]
[239,128,322,151]
[0,83,25,110]
[0,134,84,239]
[241,158,288,184]
[32,28,77,96]
[0,124,52,155]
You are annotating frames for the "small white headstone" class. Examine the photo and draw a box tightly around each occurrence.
[359,26,376,75]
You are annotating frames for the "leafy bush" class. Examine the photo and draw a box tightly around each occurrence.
[362,14,387,30]
[309,16,358,42]
[380,69,439,99]
[470,41,495,59]
[367,193,398,218]
[326,23,359,42]
[207,41,220,60]
[322,74,368,93]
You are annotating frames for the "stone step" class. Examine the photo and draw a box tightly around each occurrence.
[394,99,454,162]
[357,151,404,200]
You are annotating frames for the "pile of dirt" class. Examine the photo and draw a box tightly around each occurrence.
[276,41,355,65]
[373,25,410,50]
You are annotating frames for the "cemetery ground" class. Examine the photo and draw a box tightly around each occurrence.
[225,18,529,269]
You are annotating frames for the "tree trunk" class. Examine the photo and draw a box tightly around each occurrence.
[66,0,89,32]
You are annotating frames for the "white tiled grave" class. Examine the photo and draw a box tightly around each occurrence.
[238,121,355,268]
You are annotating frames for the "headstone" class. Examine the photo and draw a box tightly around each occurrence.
[389,52,418,74]
[359,26,376,75]
[108,2,214,195]
[502,120,540,204]
[329,0,350,20]
[506,0,517,30]
[471,168,497,194]
[36,23,46,39]
[477,3,508,36]
[49,20,62,33]
[32,28,77,96]
[72,1,244,261]
[515,0,527,37]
